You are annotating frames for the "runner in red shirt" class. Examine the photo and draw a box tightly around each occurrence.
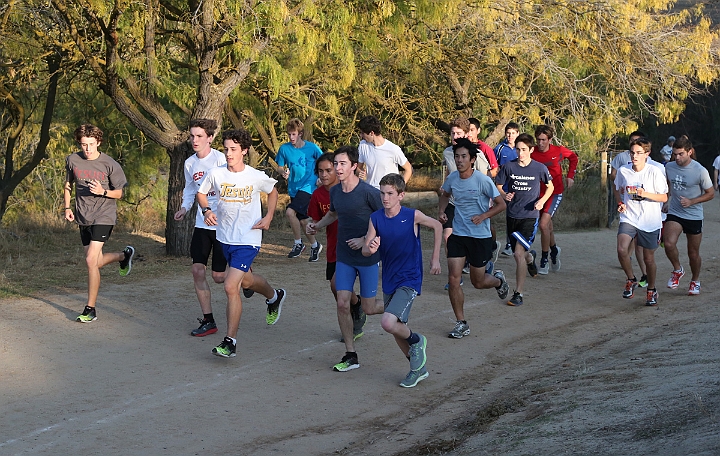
[531,125,579,274]
[308,152,364,340]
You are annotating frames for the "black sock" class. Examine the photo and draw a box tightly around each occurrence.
[406,332,420,345]
[541,251,549,260]
[204,313,214,323]
[550,244,558,256]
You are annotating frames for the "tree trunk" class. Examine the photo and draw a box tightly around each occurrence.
[164,141,196,256]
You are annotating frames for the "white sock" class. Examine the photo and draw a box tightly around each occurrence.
[268,290,278,303]
[311,241,319,248]
[294,239,302,245]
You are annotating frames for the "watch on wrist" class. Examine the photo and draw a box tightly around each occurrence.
[103,189,107,197]
[202,207,212,215]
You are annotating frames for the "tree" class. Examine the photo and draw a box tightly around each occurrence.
[46,0,366,255]
[0,2,65,223]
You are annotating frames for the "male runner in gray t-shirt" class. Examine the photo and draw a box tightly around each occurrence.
[663,136,714,295]
[64,124,134,323]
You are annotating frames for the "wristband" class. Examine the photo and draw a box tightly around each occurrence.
[64,207,71,210]
[103,189,107,197]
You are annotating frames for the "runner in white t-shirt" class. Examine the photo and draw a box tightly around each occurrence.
[357,115,412,188]
[197,129,287,359]
[613,137,668,307]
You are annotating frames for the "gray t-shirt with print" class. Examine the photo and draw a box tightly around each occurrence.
[65,152,127,226]
[666,160,712,220]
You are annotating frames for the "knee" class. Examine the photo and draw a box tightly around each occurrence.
[224,281,239,296]
[211,271,225,284]
[191,264,206,280]
[336,297,351,313]
[380,313,397,333]
[285,207,295,218]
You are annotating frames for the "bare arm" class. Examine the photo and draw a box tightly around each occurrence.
[400,160,413,185]
[470,195,506,225]
[535,180,554,210]
[252,187,278,230]
[361,219,378,257]
[438,190,450,223]
[63,181,75,221]
[415,210,443,275]
[307,210,338,234]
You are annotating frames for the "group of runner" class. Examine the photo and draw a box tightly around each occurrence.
[62,117,713,388]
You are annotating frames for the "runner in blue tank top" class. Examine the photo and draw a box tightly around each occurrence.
[362,173,443,388]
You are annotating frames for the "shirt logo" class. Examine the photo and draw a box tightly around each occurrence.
[220,183,253,204]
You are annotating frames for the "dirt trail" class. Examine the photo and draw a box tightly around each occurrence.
[2,197,720,455]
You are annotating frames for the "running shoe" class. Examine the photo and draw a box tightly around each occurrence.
[688,281,701,296]
[486,260,494,275]
[645,289,658,306]
[119,246,135,276]
[408,334,427,371]
[623,278,637,299]
[507,291,523,306]
[399,367,429,388]
[527,250,538,277]
[667,267,684,289]
[538,257,549,275]
[243,288,255,298]
[638,274,648,288]
[287,243,306,258]
[352,298,366,339]
[448,321,470,339]
[308,243,323,262]
[501,244,513,256]
[76,305,97,323]
[462,260,470,274]
[212,336,236,358]
[444,278,463,290]
[493,270,509,300]
[550,246,561,272]
[191,318,218,337]
[333,352,360,372]
[266,288,286,325]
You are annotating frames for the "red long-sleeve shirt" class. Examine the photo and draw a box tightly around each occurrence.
[531,145,578,195]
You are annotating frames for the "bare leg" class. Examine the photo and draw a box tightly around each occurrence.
[223,267,246,339]
[447,257,465,321]
[513,243,530,294]
[617,234,635,279]
[662,221,683,272]
[85,241,124,308]
[381,313,411,357]
[539,212,553,253]
[192,263,213,314]
[687,233,703,281]
[337,290,355,352]
[643,248,657,289]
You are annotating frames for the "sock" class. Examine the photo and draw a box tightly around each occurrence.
[267,290,278,304]
[541,251,549,260]
[630,276,637,282]
[550,244,559,256]
[203,313,214,323]
[406,332,420,345]
[294,239,302,245]
[227,336,237,345]
[311,241,319,248]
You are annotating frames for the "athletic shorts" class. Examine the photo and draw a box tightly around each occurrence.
[383,286,418,323]
[665,214,703,235]
[326,261,336,281]
[506,217,538,252]
[542,193,563,216]
[191,227,228,273]
[221,244,260,271]
[287,190,311,220]
[335,261,378,298]
[618,222,661,250]
[79,225,113,246]
[442,203,455,230]
[446,235,494,268]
